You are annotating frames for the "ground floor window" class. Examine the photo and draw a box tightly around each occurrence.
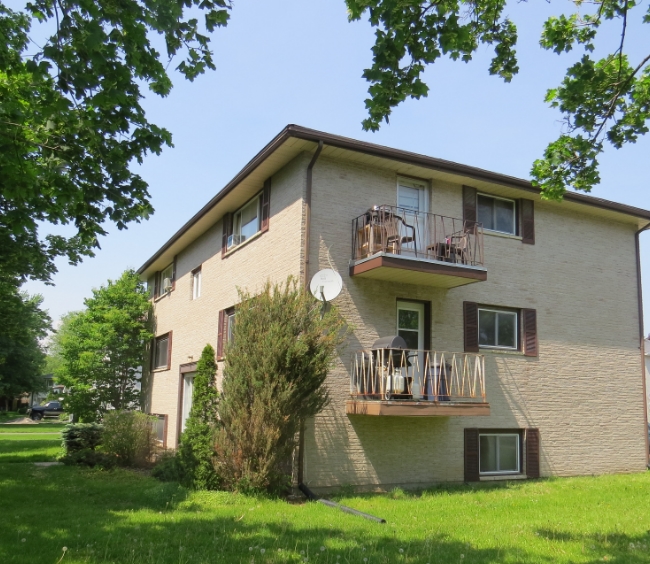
[479,433,520,474]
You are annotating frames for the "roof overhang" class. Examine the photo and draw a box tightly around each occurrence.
[138,124,650,278]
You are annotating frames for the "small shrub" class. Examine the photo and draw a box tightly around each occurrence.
[60,448,117,469]
[62,423,104,453]
[58,413,71,422]
[151,451,185,483]
[102,410,156,468]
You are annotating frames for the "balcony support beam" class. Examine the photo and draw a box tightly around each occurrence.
[346,400,490,417]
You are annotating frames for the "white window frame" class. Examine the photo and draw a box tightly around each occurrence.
[158,263,174,294]
[397,177,428,213]
[226,309,236,345]
[228,194,261,250]
[478,307,518,351]
[479,433,521,475]
[192,268,202,300]
[477,193,517,235]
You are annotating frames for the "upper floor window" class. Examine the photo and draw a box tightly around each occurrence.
[477,194,516,235]
[229,195,261,250]
[192,267,202,300]
[156,263,174,296]
[397,177,427,213]
[478,308,517,350]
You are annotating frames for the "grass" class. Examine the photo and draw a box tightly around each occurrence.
[0,440,61,463]
[0,411,20,423]
[0,445,649,564]
[0,423,67,434]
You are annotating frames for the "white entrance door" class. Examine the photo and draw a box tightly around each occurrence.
[397,178,428,256]
[396,301,425,399]
[181,373,195,433]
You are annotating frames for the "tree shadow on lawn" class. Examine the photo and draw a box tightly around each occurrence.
[0,464,644,564]
[535,529,650,564]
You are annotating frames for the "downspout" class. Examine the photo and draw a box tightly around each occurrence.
[635,222,650,466]
[298,140,324,486]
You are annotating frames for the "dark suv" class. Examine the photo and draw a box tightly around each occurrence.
[28,401,65,421]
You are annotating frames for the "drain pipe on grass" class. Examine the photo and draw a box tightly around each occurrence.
[635,222,650,467]
[297,141,324,487]
[298,483,386,524]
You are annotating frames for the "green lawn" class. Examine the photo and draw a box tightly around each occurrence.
[0,423,66,434]
[0,439,61,463]
[0,450,649,564]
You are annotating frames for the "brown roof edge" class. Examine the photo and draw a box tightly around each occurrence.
[286,125,650,221]
[137,125,296,274]
[138,124,650,274]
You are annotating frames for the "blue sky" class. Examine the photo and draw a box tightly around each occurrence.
[22,0,650,329]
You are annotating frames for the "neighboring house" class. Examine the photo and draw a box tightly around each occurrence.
[138,125,649,490]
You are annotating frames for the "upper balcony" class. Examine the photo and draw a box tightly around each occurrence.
[350,205,487,288]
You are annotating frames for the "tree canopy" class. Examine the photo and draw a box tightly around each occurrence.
[346,0,650,199]
[0,0,232,285]
[55,270,153,421]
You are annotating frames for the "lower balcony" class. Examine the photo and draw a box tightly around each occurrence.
[347,347,490,417]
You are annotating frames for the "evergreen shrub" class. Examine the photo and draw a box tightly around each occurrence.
[62,423,104,453]
[214,277,345,493]
[178,344,220,489]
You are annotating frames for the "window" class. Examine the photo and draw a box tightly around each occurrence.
[217,306,236,360]
[152,414,167,446]
[478,308,517,350]
[397,178,427,212]
[192,267,202,300]
[396,301,425,350]
[154,333,171,370]
[479,433,521,474]
[229,195,260,249]
[226,308,236,345]
[477,194,516,235]
[157,263,174,295]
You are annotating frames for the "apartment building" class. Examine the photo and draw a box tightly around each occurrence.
[138,125,649,490]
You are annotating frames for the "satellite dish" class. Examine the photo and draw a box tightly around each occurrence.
[310,269,343,302]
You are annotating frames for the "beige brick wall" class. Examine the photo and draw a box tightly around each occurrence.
[149,153,308,446]
[303,155,646,489]
[147,150,646,489]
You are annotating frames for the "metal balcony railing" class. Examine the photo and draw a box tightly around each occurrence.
[351,349,486,403]
[352,205,484,267]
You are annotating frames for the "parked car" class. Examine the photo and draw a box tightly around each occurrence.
[28,401,65,420]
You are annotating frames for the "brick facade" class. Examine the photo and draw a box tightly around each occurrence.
[144,138,647,489]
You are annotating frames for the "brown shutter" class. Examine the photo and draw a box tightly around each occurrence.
[261,178,271,233]
[171,256,177,291]
[221,213,232,258]
[463,186,477,228]
[526,428,540,478]
[464,428,480,482]
[166,331,173,370]
[520,199,535,244]
[153,272,160,299]
[522,309,538,357]
[217,309,225,360]
[463,301,479,353]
